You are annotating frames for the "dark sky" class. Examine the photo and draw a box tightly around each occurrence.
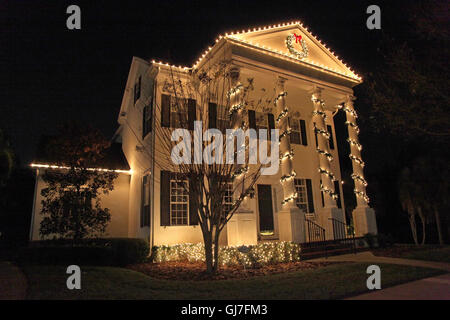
[0,0,410,164]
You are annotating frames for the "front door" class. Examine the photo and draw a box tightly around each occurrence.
[257,184,274,235]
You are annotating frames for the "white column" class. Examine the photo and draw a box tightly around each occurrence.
[226,66,257,245]
[275,77,305,243]
[311,87,337,208]
[343,95,378,236]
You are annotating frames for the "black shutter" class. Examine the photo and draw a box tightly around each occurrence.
[161,94,171,128]
[189,177,199,225]
[140,175,145,227]
[300,119,308,146]
[314,123,318,147]
[208,102,217,129]
[320,179,325,207]
[160,171,170,226]
[334,180,342,208]
[306,179,315,213]
[248,110,256,130]
[327,125,334,150]
[188,99,196,131]
[268,113,275,139]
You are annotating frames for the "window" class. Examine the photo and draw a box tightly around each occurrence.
[141,174,150,227]
[134,76,141,104]
[217,105,230,133]
[142,100,152,139]
[170,97,188,129]
[222,182,234,216]
[169,179,189,225]
[294,179,308,212]
[255,112,269,139]
[289,118,307,145]
[289,118,301,145]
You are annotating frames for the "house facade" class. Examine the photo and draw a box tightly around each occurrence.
[30,21,377,246]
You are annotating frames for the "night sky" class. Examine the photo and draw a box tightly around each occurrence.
[1,0,410,164]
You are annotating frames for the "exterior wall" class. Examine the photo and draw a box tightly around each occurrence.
[30,170,131,241]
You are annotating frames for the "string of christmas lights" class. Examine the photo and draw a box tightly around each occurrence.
[345,121,360,134]
[318,167,336,181]
[351,173,368,187]
[280,171,297,183]
[347,138,362,151]
[276,107,289,123]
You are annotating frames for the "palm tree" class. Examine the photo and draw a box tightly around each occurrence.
[0,129,14,187]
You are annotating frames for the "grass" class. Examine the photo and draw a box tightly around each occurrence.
[373,246,450,263]
[21,262,445,300]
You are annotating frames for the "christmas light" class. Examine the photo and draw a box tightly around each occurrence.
[280,171,296,183]
[312,110,327,120]
[349,154,365,167]
[347,138,362,151]
[281,193,298,205]
[351,173,368,187]
[279,150,294,161]
[30,163,133,175]
[231,166,249,178]
[229,103,245,115]
[345,121,360,134]
[276,107,289,123]
[318,168,336,181]
[316,148,333,161]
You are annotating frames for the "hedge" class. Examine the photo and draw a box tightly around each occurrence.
[15,238,149,266]
[151,241,301,267]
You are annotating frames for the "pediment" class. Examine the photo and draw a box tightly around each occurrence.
[226,23,361,82]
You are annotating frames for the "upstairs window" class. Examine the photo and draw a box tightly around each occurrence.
[289,118,308,146]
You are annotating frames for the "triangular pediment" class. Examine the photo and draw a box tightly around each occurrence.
[225,23,361,82]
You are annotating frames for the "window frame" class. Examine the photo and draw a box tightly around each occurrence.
[169,179,189,226]
[294,178,309,213]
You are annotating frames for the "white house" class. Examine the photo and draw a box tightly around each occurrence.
[30,21,377,247]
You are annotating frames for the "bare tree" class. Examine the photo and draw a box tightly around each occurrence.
[137,61,276,273]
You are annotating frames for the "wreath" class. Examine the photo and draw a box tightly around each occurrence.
[286,34,308,59]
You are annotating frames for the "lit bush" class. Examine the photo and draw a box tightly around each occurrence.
[151,241,301,267]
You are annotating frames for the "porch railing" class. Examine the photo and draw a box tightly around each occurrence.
[305,217,325,243]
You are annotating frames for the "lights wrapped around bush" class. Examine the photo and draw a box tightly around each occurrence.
[151,242,302,267]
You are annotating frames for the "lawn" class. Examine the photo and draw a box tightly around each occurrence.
[21,262,445,300]
[372,246,450,263]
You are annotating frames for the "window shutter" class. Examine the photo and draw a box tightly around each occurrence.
[327,125,334,150]
[300,119,308,146]
[268,113,275,139]
[334,180,342,208]
[306,179,315,213]
[161,94,171,128]
[188,99,196,131]
[140,175,146,227]
[248,110,256,130]
[314,123,318,147]
[188,177,199,225]
[208,102,217,129]
[160,171,170,226]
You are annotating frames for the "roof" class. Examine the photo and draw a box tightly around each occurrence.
[150,20,362,83]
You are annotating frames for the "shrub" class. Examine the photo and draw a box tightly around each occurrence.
[363,233,377,248]
[377,233,395,248]
[16,238,149,266]
[151,241,301,268]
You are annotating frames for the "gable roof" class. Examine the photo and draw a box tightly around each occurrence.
[151,21,362,84]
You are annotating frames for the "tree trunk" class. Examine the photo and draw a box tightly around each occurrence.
[434,205,444,245]
[212,229,220,272]
[417,207,426,245]
[408,214,418,245]
[203,232,214,274]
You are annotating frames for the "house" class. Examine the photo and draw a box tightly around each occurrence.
[30,21,377,247]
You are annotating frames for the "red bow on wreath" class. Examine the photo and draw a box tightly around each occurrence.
[294,33,302,43]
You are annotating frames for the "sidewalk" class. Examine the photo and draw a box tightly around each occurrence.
[310,251,450,272]
[310,251,450,300]
[346,273,450,300]
[0,262,27,300]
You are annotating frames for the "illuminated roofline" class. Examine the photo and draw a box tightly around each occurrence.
[149,20,362,82]
[30,163,133,175]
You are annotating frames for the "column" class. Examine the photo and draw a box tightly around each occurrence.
[276,77,305,243]
[343,95,377,236]
[311,87,343,239]
[226,66,257,246]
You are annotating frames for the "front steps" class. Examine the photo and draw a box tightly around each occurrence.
[300,239,356,260]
